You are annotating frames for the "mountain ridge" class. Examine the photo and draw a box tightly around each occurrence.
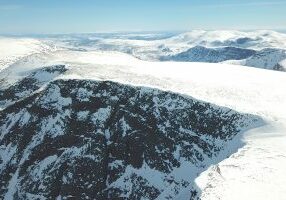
[0,65,262,199]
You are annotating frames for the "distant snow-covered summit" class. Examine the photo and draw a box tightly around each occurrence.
[0,43,286,199]
[31,30,286,71]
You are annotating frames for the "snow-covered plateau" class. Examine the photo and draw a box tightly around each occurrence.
[0,37,56,71]
[40,30,286,71]
[0,32,286,199]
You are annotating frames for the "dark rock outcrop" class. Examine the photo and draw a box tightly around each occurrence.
[161,46,256,63]
[0,65,261,199]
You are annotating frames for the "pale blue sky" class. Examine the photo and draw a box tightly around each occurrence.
[0,0,286,34]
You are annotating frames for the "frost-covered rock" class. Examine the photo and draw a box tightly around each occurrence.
[224,48,286,71]
[0,65,67,109]
[161,46,256,63]
[0,66,261,199]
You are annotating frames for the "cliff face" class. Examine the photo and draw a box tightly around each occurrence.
[0,65,261,199]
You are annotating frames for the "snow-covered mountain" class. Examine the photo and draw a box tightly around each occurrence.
[0,65,260,199]
[0,37,56,72]
[164,30,286,50]
[161,46,256,63]
[163,46,286,71]
[0,36,286,199]
[224,48,286,71]
[36,30,286,71]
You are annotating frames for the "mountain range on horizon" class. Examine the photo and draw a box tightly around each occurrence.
[0,30,286,200]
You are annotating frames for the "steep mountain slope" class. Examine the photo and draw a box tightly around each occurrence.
[161,46,256,63]
[224,48,286,71]
[196,123,286,200]
[0,37,55,72]
[39,30,286,71]
[0,49,286,199]
[165,46,286,71]
[0,65,260,199]
[0,65,67,109]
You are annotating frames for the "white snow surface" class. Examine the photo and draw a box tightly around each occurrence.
[3,50,285,119]
[196,123,286,200]
[1,36,286,199]
[165,30,286,49]
[279,59,286,70]
[0,37,56,72]
[41,30,286,63]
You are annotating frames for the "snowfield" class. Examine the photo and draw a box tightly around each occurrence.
[0,37,56,72]
[1,34,286,199]
[38,30,286,71]
[3,49,285,120]
[196,123,286,200]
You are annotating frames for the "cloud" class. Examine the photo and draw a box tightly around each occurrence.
[0,4,22,11]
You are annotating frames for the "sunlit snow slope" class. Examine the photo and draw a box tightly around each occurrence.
[1,37,286,199]
[46,30,286,71]
[3,50,285,120]
[0,37,55,72]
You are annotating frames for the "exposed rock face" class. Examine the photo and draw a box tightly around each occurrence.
[161,46,286,72]
[0,65,261,199]
[241,48,286,71]
[161,46,256,63]
[0,65,67,109]
[274,63,286,71]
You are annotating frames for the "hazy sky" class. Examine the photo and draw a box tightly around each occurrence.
[1,0,286,33]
